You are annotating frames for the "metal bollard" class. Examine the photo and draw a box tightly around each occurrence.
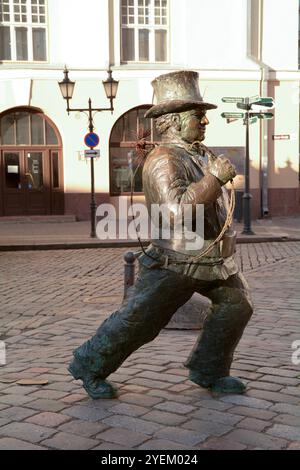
[123,251,136,299]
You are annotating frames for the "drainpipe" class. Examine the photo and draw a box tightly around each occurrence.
[108,0,115,68]
[258,1,270,217]
[248,0,269,217]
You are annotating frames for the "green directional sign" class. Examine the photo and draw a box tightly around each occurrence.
[250,112,274,120]
[221,112,244,119]
[249,117,258,125]
[222,97,245,104]
[252,97,275,108]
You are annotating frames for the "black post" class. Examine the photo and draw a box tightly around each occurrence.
[123,252,136,299]
[242,98,254,235]
[88,98,97,238]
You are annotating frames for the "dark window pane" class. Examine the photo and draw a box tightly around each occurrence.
[52,152,59,188]
[122,28,135,61]
[16,112,30,145]
[5,153,20,189]
[111,118,124,143]
[123,109,137,141]
[32,28,46,60]
[16,27,28,60]
[137,107,150,137]
[31,114,44,145]
[1,115,15,145]
[27,152,43,189]
[155,29,167,61]
[46,121,58,145]
[110,107,163,195]
[0,26,11,60]
[139,29,149,61]
[111,148,142,195]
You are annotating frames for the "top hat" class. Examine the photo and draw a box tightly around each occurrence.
[145,70,217,119]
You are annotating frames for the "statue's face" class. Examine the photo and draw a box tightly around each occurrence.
[179,109,209,143]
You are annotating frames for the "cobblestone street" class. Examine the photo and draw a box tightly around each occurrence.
[0,243,300,450]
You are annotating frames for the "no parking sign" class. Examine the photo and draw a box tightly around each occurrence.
[84,132,100,149]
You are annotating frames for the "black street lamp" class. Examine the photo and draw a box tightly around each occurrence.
[58,67,119,238]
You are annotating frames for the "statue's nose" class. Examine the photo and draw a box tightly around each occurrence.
[201,115,209,125]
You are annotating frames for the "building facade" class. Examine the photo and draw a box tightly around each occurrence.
[0,0,299,220]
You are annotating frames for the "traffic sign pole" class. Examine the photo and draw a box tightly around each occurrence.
[87,99,97,238]
[242,98,254,235]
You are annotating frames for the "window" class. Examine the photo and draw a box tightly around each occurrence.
[121,0,168,63]
[0,0,47,61]
[0,110,59,146]
[110,105,162,195]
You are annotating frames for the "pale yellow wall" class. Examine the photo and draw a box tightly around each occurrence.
[27,75,299,195]
[268,80,299,189]
[1,71,297,196]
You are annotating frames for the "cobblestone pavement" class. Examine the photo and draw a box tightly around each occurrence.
[1,242,300,337]
[0,243,300,450]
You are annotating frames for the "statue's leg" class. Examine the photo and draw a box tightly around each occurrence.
[69,265,194,398]
[185,272,253,394]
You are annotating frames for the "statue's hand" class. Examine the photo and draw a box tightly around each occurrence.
[208,156,237,185]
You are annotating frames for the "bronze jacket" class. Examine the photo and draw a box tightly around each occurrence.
[140,142,238,281]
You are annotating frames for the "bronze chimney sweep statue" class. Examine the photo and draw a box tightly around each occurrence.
[69,71,253,399]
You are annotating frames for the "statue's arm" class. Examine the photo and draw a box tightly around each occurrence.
[144,154,222,207]
[181,174,222,205]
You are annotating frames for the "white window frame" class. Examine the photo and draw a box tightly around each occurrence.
[120,0,169,64]
[0,0,48,62]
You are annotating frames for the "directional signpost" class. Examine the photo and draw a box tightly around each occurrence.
[221,95,275,235]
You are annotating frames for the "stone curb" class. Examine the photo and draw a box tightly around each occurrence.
[0,236,299,252]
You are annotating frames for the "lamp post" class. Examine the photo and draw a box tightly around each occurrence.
[58,67,119,238]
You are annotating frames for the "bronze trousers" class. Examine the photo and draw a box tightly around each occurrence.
[70,264,253,383]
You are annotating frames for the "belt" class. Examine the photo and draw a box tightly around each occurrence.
[148,244,225,269]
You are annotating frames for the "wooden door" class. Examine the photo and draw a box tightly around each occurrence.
[2,150,26,215]
[24,150,51,215]
[1,149,52,216]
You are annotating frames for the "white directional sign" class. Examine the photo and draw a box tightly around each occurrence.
[221,112,244,119]
[249,95,260,104]
[222,97,245,104]
[85,149,100,158]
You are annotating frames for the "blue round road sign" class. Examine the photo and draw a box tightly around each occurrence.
[84,132,100,148]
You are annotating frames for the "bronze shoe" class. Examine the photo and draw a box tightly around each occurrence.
[189,371,246,394]
[68,360,118,399]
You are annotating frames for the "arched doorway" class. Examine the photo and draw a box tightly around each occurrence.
[109,105,162,196]
[0,107,64,216]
